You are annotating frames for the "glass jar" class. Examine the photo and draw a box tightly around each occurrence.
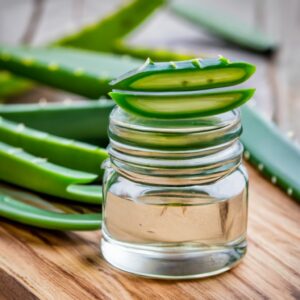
[101,107,248,279]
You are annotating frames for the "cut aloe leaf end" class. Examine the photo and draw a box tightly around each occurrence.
[0,141,102,204]
[110,57,256,91]
[110,88,255,118]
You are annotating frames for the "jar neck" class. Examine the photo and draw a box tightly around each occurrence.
[107,107,243,186]
[108,141,243,186]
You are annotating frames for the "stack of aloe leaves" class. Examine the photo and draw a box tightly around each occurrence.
[0,0,299,232]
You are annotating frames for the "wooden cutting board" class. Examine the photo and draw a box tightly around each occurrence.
[0,164,299,300]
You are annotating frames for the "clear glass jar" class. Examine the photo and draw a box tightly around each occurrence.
[101,107,248,279]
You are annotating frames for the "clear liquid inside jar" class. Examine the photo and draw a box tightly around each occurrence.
[101,107,248,279]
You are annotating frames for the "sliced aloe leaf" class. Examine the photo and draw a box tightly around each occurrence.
[0,45,142,98]
[0,117,108,177]
[169,1,277,54]
[0,141,102,203]
[110,57,255,91]
[56,0,165,52]
[0,194,101,230]
[110,88,255,118]
[241,106,300,201]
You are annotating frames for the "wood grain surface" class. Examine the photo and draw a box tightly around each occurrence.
[0,163,299,300]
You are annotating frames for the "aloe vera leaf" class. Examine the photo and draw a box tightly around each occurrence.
[0,141,102,203]
[56,0,165,52]
[0,71,32,100]
[241,106,300,201]
[0,100,114,144]
[0,194,101,230]
[169,1,276,54]
[110,88,255,118]
[0,117,108,176]
[0,45,142,98]
[112,40,199,62]
[0,0,163,99]
[110,57,255,91]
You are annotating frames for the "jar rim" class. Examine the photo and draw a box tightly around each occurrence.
[109,107,242,151]
[110,106,240,133]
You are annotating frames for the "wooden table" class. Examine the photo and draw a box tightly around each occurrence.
[0,164,299,300]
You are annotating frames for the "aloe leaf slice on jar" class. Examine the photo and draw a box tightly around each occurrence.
[0,141,102,203]
[110,88,255,118]
[0,193,102,230]
[110,57,256,91]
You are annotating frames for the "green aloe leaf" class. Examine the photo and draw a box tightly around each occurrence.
[56,0,165,52]
[0,193,101,230]
[169,1,277,54]
[241,106,300,201]
[0,0,165,99]
[0,99,114,144]
[0,45,142,98]
[0,117,108,176]
[0,141,102,203]
[112,40,198,61]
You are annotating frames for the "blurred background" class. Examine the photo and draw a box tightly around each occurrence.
[0,0,299,140]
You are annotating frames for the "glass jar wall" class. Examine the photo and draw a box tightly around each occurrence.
[101,107,248,279]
